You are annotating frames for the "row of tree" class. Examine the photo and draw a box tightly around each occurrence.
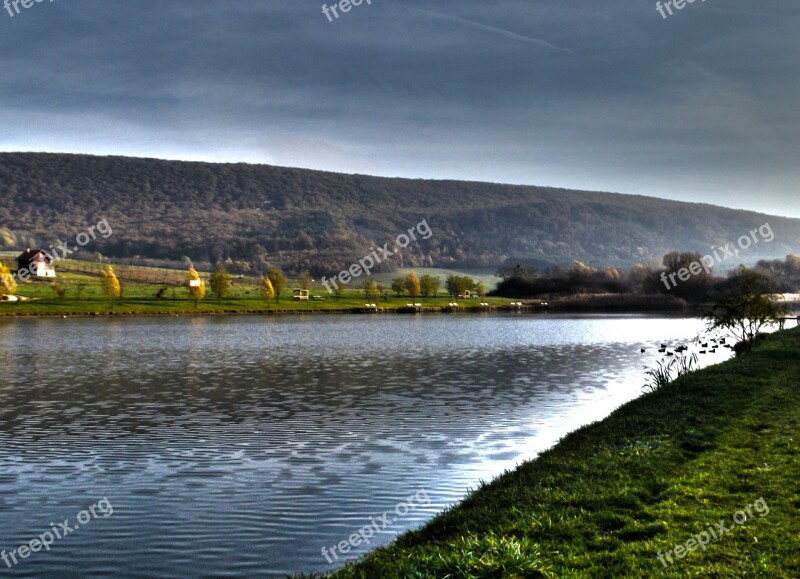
[493,253,800,303]
[390,273,486,298]
[166,267,489,305]
[188,265,288,306]
[161,266,489,305]
[0,260,490,306]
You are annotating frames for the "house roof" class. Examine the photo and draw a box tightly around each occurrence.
[18,249,50,261]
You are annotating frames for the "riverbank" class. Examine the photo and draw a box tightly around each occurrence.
[0,292,703,318]
[0,298,540,318]
[2,279,795,318]
[325,327,800,577]
[0,263,721,318]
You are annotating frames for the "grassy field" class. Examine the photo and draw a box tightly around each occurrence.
[322,327,800,578]
[0,261,513,316]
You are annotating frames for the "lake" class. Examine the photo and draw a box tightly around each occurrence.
[0,314,731,577]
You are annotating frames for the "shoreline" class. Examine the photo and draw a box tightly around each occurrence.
[2,293,795,321]
[323,327,800,577]
[0,298,702,319]
[0,303,696,319]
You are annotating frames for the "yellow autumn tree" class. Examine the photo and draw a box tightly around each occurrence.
[101,265,121,307]
[267,267,286,302]
[260,276,275,301]
[0,262,16,296]
[405,270,421,297]
[186,266,205,308]
[364,279,380,301]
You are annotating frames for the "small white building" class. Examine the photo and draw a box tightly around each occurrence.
[17,248,56,278]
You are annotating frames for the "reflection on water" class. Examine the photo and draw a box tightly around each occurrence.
[0,314,729,577]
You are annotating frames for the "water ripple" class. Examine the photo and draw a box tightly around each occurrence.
[0,314,727,576]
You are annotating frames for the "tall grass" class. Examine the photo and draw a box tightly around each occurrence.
[643,353,698,393]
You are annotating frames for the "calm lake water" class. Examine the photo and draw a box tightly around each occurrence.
[0,314,731,577]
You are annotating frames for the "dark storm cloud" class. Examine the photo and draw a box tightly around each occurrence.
[0,0,798,216]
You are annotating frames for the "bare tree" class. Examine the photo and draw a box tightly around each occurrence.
[706,270,786,353]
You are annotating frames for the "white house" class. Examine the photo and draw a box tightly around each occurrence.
[17,248,56,278]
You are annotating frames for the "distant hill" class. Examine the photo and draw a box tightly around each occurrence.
[0,153,798,276]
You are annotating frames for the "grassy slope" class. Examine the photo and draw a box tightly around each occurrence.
[329,328,800,578]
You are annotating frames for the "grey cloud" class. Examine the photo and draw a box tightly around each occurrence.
[0,0,798,216]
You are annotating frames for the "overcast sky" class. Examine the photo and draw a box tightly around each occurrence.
[0,1,798,217]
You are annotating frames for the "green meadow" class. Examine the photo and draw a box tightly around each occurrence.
[0,258,510,317]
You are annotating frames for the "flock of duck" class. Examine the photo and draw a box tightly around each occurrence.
[641,336,730,357]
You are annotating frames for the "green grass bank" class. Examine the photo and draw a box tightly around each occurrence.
[0,270,516,317]
[326,328,800,578]
[0,261,518,317]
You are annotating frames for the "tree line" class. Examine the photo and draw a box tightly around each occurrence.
[492,253,800,303]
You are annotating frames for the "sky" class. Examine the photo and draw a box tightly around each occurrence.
[0,0,798,217]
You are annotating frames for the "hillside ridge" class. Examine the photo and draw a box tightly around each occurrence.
[1,152,798,275]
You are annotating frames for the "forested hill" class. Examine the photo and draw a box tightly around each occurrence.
[1,152,798,276]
